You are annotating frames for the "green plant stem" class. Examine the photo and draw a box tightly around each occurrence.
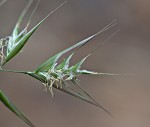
[0,68,28,74]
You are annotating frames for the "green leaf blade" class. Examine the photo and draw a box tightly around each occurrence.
[0,89,35,127]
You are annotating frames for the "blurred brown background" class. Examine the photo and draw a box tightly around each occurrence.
[1,0,150,127]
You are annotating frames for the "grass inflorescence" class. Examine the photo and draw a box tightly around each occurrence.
[0,0,134,126]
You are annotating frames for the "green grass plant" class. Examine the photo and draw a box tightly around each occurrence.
[0,0,128,126]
